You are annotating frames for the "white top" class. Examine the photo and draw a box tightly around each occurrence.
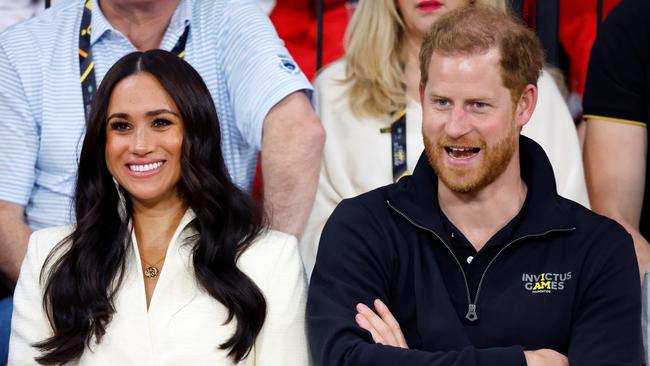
[9,210,310,365]
[301,60,590,277]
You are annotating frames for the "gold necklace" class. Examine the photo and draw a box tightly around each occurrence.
[142,255,166,279]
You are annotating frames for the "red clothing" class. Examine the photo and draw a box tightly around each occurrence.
[520,0,620,97]
[559,0,620,96]
[270,0,349,80]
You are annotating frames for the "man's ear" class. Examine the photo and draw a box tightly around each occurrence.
[514,84,538,129]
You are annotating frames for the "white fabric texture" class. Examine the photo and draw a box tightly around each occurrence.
[9,210,310,365]
[301,60,590,278]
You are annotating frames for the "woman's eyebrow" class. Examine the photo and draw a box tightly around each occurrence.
[145,109,180,117]
[107,112,129,121]
[107,109,179,121]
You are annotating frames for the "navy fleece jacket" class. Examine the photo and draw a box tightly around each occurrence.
[307,136,641,366]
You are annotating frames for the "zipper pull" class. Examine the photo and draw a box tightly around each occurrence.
[466,303,478,322]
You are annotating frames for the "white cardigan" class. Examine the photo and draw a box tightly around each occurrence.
[9,210,310,365]
[301,60,590,278]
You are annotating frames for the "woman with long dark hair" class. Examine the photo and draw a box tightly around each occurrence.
[8,50,309,365]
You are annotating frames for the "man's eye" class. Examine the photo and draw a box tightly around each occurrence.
[433,99,450,108]
[153,119,172,127]
[109,122,129,131]
[471,102,489,109]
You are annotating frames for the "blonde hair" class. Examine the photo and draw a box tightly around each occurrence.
[344,0,509,118]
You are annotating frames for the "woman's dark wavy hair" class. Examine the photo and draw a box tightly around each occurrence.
[34,50,267,364]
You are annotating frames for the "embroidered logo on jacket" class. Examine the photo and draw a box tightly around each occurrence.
[522,272,572,293]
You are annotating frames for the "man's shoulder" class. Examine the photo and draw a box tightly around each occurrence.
[190,0,262,29]
[319,185,396,246]
[332,184,393,221]
[188,0,225,19]
[559,196,633,251]
[316,185,402,275]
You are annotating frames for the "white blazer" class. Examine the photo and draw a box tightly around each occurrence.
[9,210,310,365]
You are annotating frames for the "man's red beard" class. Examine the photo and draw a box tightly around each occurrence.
[424,123,518,194]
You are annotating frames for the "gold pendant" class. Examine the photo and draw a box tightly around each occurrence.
[144,266,159,278]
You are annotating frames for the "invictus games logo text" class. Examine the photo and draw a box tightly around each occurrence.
[522,272,572,293]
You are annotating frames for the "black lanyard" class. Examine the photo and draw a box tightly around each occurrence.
[380,109,408,182]
[78,0,190,121]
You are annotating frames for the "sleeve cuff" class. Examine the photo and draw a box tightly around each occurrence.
[252,83,314,151]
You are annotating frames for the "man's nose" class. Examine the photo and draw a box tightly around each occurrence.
[444,106,472,139]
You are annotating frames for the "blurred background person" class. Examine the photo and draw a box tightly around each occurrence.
[582,0,649,281]
[581,1,650,358]
[9,50,308,365]
[558,0,620,122]
[0,0,69,32]
[0,0,47,32]
[301,0,588,276]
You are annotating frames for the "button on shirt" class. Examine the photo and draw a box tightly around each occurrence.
[0,0,312,230]
[438,197,529,317]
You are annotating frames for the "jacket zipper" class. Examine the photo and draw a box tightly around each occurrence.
[387,200,576,322]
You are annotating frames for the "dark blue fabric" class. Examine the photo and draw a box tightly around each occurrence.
[308,136,642,366]
[0,295,12,365]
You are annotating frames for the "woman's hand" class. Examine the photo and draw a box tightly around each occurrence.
[355,299,409,348]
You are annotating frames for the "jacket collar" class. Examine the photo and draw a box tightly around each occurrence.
[126,207,197,316]
[89,0,192,46]
[387,136,576,239]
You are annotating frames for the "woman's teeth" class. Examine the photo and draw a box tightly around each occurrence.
[128,161,163,172]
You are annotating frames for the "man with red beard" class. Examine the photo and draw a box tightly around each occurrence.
[307,5,641,366]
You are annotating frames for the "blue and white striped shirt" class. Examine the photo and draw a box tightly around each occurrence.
[0,0,312,230]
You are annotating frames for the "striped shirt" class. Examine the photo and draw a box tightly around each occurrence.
[0,0,312,230]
